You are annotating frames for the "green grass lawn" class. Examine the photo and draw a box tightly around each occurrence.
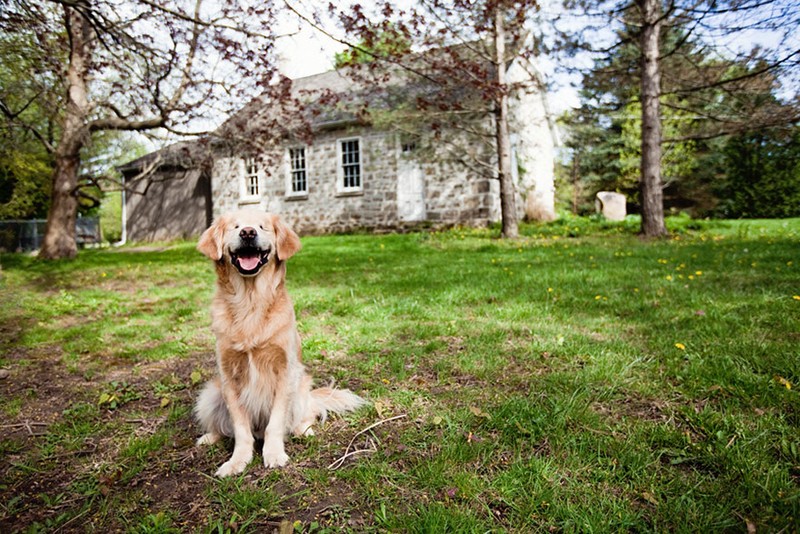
[0,216,798,532]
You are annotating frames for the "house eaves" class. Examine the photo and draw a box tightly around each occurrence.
[117,140,209,176]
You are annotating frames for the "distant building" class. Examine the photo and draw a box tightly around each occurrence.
[120,50,556,240]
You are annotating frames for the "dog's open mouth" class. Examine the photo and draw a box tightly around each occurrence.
[230,246,271,276]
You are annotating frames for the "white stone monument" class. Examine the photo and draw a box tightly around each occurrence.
[595,192,626,221]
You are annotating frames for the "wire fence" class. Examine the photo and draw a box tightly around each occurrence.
[0,217,101,252]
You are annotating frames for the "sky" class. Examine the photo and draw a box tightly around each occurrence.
[271,1,583,114]
[141,0,796,151]
[271,0,799,114]
[274,17,344,80]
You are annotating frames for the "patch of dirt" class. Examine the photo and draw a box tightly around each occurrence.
[590,393,673,424]
[0,341,380,532]
[0,345,216,531]
[1,346,95,432]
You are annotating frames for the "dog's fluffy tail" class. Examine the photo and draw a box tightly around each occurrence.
[292,384,366,437]
[309,386,368,423]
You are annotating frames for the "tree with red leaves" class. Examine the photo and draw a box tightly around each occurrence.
[0,0,282,259]
[303,0,552,238]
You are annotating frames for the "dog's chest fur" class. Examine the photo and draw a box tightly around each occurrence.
[212,267,293,348]
[210,268,300,419]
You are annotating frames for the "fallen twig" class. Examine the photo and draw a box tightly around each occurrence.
[124,417,166,436]
[328,414,407,470]
[1,421,49,436]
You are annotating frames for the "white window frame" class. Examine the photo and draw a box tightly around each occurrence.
[285,146,309,198]
[336,137,363,194]
[241,155,261,201]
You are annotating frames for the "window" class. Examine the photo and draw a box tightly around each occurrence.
[339,138,361,191]
[243,156,259,198]
[401,137,418,154]
[288,147,307,195]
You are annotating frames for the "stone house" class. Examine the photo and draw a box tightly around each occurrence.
[120,52,556,240]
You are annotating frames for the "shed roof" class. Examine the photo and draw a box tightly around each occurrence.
[117,140,211,176]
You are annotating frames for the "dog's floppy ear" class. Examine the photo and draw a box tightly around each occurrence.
[197,216,226,261]
[270,214,301,261]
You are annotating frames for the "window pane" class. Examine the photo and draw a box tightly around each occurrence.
[289,148,307,193]
[244,156,259,196]
[340,140,360,189]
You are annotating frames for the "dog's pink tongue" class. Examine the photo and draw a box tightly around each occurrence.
[238,255,261,271]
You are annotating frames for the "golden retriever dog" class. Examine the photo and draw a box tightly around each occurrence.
[194,209,365,477]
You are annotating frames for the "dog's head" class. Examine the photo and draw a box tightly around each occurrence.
[197,210,301,277]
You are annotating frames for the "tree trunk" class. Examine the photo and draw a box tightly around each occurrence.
[638,0,667,237]
[572,151,580,215]
[41,155,81,259]
[494,8,519,239]
[40,6,92,260]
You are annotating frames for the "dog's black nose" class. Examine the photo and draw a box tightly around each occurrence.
[239,226,257,240]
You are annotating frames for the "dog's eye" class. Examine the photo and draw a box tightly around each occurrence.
[234,225,239,229]
[259,225,264,230]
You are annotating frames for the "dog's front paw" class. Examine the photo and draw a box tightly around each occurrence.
[215,457,250,477]
[196,432,221,447]
[263,449,290,468]
[292,422,315,437]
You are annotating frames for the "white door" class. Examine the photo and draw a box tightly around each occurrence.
[397,145,426,222]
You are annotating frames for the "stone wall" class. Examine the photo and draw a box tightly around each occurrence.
[211,125,501,234]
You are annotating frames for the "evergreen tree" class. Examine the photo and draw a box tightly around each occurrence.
[551,0,798,231]
[718,127,800,218]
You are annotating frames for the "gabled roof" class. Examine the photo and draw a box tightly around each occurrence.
[214,38,524,142]
[121,38,537,171]
[117,140,210,176]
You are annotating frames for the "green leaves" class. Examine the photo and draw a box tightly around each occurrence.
[97,381,140,410]
[190,369,203,386]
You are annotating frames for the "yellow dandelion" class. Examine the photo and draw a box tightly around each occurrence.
[793,295,800,301]
[595,295,602,300]
[775,376,792,390]
[666,275,673,281]
[547,287,553,293]
[695,271,703,276]
[675,343,686,350]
